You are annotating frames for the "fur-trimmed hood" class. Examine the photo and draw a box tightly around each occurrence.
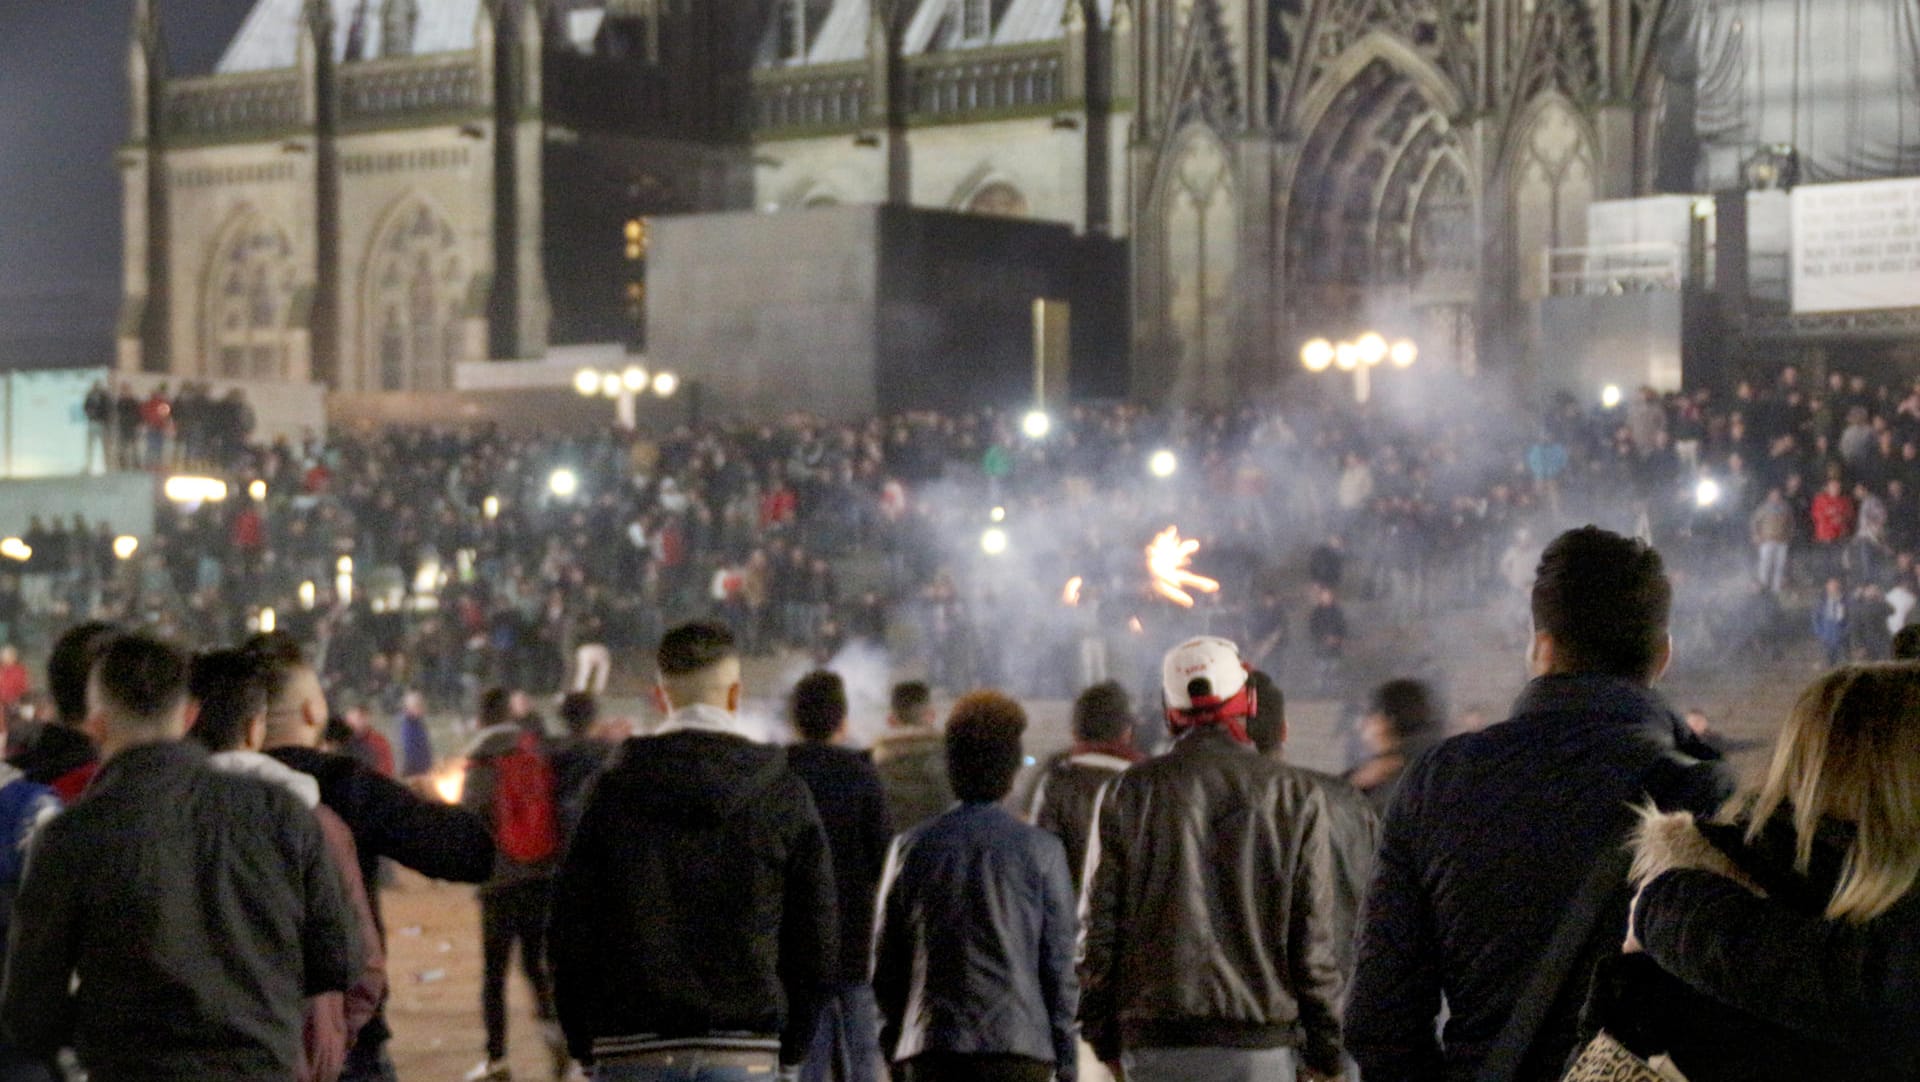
[1630,806,1766,897]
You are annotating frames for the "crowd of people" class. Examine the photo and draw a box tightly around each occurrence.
[0,522,1912,1082]
[20,361,1920,732]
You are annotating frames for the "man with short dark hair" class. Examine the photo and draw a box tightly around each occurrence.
[8,621,116,800]
[1026,681,1139,889]
[873,692,1077,1082]
[252,633,495,1082]
[1243,669,1377,985]
[786,671,891,1082]
[188,649,387,1082]
[1,633,360,1081]
[873,681,952,833]
[1348,526,1735,1082]
[549,691,614,846]
[551,622,835,1082]
[1079,637,1345,1082]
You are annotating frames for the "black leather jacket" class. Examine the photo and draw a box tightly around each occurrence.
[1027,749,1134,890]
[1078,726,1345,1075]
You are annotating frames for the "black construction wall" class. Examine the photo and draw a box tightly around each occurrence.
[648,205,1128,420]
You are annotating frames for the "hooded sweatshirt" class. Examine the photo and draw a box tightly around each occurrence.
[209,750,387,1082]
[549,706,836,1068]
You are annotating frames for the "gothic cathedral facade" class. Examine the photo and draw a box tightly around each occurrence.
[123,0,1676,405]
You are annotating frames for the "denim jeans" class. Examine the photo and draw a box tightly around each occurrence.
[801,983,883,1082]
[1121,1045,1296,1082]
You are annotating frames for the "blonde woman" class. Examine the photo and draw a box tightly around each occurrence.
[1621,663,1920,1079]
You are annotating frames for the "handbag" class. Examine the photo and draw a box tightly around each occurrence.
[1561,1031,1688,1082]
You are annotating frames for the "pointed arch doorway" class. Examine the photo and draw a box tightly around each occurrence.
[1283,49,1480,374]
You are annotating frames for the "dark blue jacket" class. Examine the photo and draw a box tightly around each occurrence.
[1347,674,1735,1082]
[873,802,1077,1079]
[786,742,892,984]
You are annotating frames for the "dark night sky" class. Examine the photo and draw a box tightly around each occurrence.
[0,0,254,364]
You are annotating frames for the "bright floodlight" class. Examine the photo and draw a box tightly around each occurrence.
[1601,384,1623,409]
[1334,342,1361,371]
[1695,478,1723,509]
[549,468,580,499]
[258,607,277,634]
[1021,410,1052,439]
[163,476,229,504]
[573,368,601,397]
[621,365,649,392]
[1149,450,1178,478]
[298,580,317,610]
[1300,338,1335,372]
[249,479,267,501]
[652,371,679,397]
[1389,339,1418,368]
[112,535,139,560]
[336,555,354,575]
[980,527,1009,556]
[1356,332,1389,367]
[0,539,29,563]
[990,506,1007,523]
[482,495,500,520]
[600,372,623,399]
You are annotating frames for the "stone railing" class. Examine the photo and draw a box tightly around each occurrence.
[340,56,482,123]
[753,64,870,133]
[905,45,1063,120]
[751,44,1067,135]
[163,72,303,140]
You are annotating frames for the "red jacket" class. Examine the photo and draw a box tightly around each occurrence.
[0,663,27,708]
[1812,492,1856,544]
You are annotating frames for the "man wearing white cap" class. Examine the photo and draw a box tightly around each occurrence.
[1077,636,1345,1082]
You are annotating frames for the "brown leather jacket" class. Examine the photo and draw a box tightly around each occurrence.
[1077,726,1345,1075]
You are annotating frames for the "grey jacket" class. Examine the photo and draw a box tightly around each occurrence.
[0,741,359,1082]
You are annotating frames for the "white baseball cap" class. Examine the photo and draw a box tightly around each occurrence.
[1161,636,1250,712]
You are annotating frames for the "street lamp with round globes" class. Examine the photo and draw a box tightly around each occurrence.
[1021,410,1052,439]
[621,365,649,392]
[1300,338,1335,373]
[1389,339,1418,368]
[599,373,623,399]
[1149,450,1178,478]
[549,468,580,499]
[1356,332,1388,367]
[1334,343,1360,371]
[652,371,679,397]
[573,369,601,397]
[980,527,1009,556]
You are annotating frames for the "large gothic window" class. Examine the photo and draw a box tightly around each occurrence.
[366,201,464,392]
[1165,132,1238,406]
[205,212,295,380]
[1512,98,1595,303]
